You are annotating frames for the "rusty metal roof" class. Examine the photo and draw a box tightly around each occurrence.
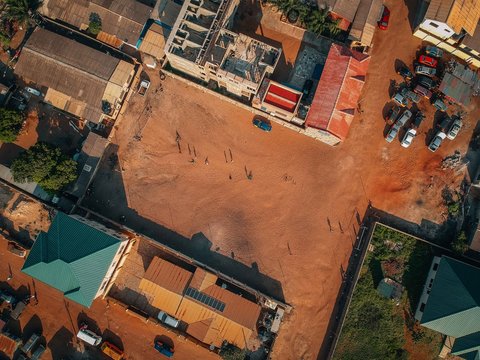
[425,0,480,35]
[143,256,193,295]
[306,44,370,141]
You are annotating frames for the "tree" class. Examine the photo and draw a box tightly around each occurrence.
[11,142,78,193]
[305,8,329,36]
[0,108,24,142]
[3,0,42,27]
[452,231,469,254]
[220,344,246,360]
[88,12,102,35]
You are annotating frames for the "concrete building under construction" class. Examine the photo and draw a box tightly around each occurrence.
[164,0,281,98]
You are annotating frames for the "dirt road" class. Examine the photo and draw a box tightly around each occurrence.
[82,0,479,359]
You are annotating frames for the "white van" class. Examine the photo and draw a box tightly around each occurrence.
[157,311,180,328]
[76,328,102,346]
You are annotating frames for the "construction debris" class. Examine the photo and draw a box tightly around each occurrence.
[441,151,469,171]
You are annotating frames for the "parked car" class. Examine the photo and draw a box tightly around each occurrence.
[378,6,390,30]
[418,55,438,67]
[77,325,102,346]
[21,333,40,354]
[154,340,174,358]
[446,117,462,140]
[31,344,46,360]
[138,80,150,96]
[404,89,421,103]
[413,84,432,98]
[412,111,425,129]
[401,128,417,148]
[7,241,26,257]
[101,342,124,360]
[25,87,42,97]
[10,300,27,320]
[397,66,413,80]
[385,110,412,143]
[415,65,436,77]
[0,290,16,305]
[432,96,447,112]
[392,90,408,107]
[252,118,272,132]
[428,131,447,152]
[386,105,401,124]
[157,311,180,328]
[425,45,444,58]
[416,75,436,90]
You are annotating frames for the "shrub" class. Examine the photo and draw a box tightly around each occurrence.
[88,12,102,35]
[0,107,24,142]
[452,231,469,254]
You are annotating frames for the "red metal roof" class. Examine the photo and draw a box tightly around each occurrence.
[306,44,370,141]
[264,83,301,113]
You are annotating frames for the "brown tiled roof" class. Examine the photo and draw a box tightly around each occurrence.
[42,0,152,45]
[322,0,361,23]
[15,28,119,122]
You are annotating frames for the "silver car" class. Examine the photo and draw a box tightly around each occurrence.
[446,118,462,140]
[415,65,436,77]
[428,131,447,152]
[385,110,412,143]
[392,91,408,107]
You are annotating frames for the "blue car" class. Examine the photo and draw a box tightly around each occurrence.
[154,340,174,358]
[253,118,272,132]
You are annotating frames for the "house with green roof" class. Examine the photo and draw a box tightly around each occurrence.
[22,212,133,308]
[415,256,480,360]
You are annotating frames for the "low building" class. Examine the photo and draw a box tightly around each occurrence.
[347,0,383,52]
[67,132,109,201]
[413,0,480,68]
[139,22,170,66]
[139,256,261,348]
[22,212,134,308]
[252,79,303,122]
[40,0,153,48]
[164,0,281,98]
[15,28,135,125]
[322,0,361,31]
[439,61,480,105]
[415,256,480,359]
[305,44,370,145]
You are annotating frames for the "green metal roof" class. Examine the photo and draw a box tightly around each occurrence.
[22,212,121,307]
[452,332,480,357]
[420,257,480,338]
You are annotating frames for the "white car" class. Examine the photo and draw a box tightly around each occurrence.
[157,311,180,328]
[428,131,447,152]
[415,65,436,77]
[446,118,462,140]
[401,128,416,148]
[25,87,42,97]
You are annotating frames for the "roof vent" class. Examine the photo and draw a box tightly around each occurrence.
[83,164,92,172]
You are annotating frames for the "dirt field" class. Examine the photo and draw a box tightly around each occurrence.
[0,237,219,360]
[82,0,479,359]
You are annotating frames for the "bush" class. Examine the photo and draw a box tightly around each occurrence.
[11,142,78,193]
[0,107,24,142]
[452,231,469,254]
[88,12,102,35]
[220,344,246,360]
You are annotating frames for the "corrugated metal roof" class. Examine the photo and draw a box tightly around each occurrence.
[140,257,261,348]
[0,333,19,358]
[420,257,480,337]
[42,0,152,45]
[425,0,455,23]
[22,212,121,307]
[323,0,361,23]
[306,44,370,141]
[139,23,168,59]
[462,22,480,51]
[451,332,480,356]
[425,0,480,35]
[143,256,193,294]
[348,0,383,47]
[439,72,473,105]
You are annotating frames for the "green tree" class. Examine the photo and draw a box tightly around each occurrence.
[11,142,78,193]
[3,0,42,27]
[0,107,25,142]
[452,231,469,254]
[305,8,329,36]
[88,12,102,35]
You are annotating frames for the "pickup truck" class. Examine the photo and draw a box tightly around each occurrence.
[138,80,150,96]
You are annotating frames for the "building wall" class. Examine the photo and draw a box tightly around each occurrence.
[414,256,442,321]
[413,27,480,68]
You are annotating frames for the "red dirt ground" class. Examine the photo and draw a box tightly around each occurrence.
[84,1,478,359]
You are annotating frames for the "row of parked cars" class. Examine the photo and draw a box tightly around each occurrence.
[385,106,462,151]
[392,45,448,111]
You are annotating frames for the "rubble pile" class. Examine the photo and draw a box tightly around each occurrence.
[441,151,463,170]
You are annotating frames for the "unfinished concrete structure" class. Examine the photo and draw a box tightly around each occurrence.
[165,0,281,98]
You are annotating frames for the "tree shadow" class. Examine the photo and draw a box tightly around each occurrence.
[368,258,384,288]
[76,311,100,335]
[21,314,43,342]
[47,326,75,360]
[102,329,124,351]
[403,0,428,32]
